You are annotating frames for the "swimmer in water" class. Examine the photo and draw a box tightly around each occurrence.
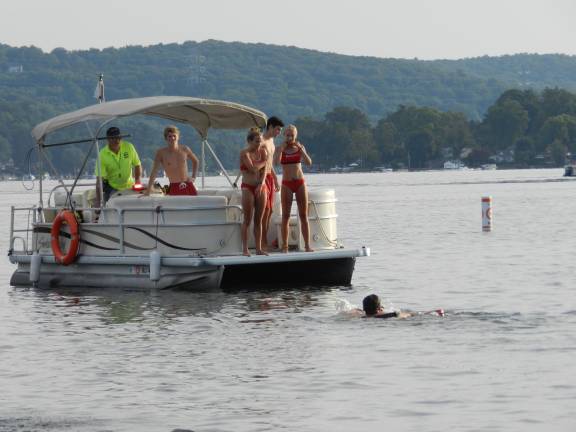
[362,294,415,319]
[347,294,444,319]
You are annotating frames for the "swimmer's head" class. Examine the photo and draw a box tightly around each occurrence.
[362,294,382,316]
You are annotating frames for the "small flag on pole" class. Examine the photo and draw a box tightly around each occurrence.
[94,74,105,103]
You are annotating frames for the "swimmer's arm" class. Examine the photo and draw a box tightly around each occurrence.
[375,312,399,319]
[374,311,415,319]
[396,311,416,319]
[342,308,365,318]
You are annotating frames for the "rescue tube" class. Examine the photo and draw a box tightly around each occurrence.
[51,210,80,265]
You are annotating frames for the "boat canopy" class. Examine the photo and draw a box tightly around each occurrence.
[31,96,268,143]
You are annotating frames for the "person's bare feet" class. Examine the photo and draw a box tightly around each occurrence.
[305,246,314,252]
[281,246,289,253]
[243,250,251,257]
[256,249,269,256]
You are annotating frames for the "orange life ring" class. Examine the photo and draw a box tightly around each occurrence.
[51,210,80,265]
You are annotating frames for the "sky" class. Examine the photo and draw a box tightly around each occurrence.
[2,0,576,60]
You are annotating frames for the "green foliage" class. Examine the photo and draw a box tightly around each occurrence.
[299,88,576,170]
[2,41,576,173]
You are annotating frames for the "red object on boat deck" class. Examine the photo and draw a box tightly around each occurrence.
[132,183,144,192]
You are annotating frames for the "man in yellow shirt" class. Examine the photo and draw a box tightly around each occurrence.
[95,127,142,206]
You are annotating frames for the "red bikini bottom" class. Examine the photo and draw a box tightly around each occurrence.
[282,178,305,193]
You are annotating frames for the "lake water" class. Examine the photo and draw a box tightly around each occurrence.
[1,169,575,432]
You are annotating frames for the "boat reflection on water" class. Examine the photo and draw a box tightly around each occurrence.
[12,284,344,325]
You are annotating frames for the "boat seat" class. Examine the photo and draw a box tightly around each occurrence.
[48,189,98,223]
[101,195,228,225]
[197,188,240,204]
[53,190,84,207]
[198,188,243,222]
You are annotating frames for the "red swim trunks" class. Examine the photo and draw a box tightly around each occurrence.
[265,173,275,209]
[168,181,198,196]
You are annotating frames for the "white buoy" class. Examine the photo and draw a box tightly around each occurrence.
[149,250,161,281]
[482,196,493,232]
[29,252,41,282]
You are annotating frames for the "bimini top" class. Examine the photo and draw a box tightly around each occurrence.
[31,96,268,143]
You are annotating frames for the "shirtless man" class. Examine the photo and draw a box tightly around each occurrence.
[145,125,199,195]
[260,116,284,249]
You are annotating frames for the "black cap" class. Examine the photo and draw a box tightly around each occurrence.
[106,126,121,138]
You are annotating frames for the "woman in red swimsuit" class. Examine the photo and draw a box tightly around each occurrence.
[239,129,268,256]
[273,125,313,252]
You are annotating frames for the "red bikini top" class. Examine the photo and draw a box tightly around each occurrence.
[280,146,302,165]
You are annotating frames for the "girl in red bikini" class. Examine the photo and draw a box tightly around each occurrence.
[239,129,269,256]
[273,125,313,252]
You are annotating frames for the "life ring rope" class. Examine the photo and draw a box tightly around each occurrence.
[50,210,80,265]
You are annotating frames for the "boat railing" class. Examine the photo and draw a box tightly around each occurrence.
[10,202,245,256]
[9,205,38,254]
[104,204,243,254]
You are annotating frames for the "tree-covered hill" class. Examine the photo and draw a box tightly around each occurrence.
[436,54,576,91]
[1,40,576,173]
[0,40,510,120]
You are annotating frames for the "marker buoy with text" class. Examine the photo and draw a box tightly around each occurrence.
[482,196,492,232]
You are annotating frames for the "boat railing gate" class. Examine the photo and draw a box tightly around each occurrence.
[9,205,38,254]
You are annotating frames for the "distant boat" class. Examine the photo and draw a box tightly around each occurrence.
[443,160,467,170]
[374,166,393,172]
[481,164,497,170]
[564,153,576,176]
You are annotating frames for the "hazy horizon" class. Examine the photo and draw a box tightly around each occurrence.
[3,38,575,62]
[2,0,576,61]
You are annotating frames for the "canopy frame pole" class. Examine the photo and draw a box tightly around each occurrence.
[93,120,116,210]
[65,137,99,210]
[203,139,234,187]
[38,145,43,209]
[37,141,71,205]
[201,139,206,189]
[95,137,103,208]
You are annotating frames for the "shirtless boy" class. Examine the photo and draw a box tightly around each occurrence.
[260,116,284,249]
[146,125,199,195]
